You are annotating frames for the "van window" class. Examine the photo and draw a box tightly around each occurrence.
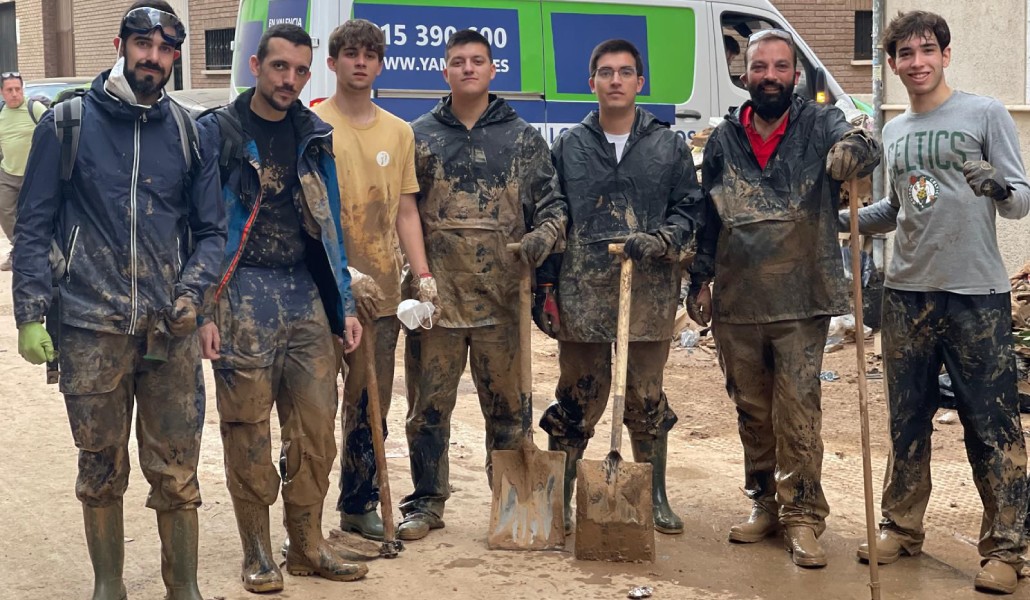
[720,12,817,101]
[232,0,313,93]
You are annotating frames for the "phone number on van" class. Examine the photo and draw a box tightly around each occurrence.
[380,24,508,48]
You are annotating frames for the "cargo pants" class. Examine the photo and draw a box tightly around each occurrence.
[0,168,22,244]
[713,316,831,532]
[880,289,1027,567]
[337,315,401,515]
[538,341,678,446]
[399,324,523,519]
[60,325,205,510]
[213,265,339,508]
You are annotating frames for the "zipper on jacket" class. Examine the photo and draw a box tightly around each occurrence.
[65,225,80,279]
[175,236,182,277]
[128,116,142,334]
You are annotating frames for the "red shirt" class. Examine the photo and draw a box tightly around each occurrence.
[741,105,789,170]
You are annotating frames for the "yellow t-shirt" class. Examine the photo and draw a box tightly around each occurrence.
[314,99,420,316]
[0,100,47,176]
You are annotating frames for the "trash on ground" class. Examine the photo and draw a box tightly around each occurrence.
[936,410,959,425]
[819,371,840,382]
[628,586,654,599]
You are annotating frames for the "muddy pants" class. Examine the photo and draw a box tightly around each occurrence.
[880,289,1027,567]
[0,168,21,243]
[337,315,401,515]
[713,316,830,532]
[539,341,678,446]
[399,324,522,519]
[60,325,204,510]
[213,265,339,508]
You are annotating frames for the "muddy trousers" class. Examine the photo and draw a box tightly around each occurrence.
[538,341,678,447]
[880,289,1027,567]
[337,315,401,515]
[713,317,830,531]
[0,168,22,243]
[213,265,340,509]
[400,324,523,519]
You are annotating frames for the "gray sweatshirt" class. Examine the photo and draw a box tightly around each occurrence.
[845,90,1030,294]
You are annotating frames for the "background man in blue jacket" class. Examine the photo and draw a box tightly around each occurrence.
[12,2,225,599]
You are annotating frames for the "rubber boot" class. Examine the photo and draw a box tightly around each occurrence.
[283,503,368,582]
[630,433,684,534]
[82,502,128,600]
[156,509,204,600]
[230,497,283,593]
[340,509,385,541]
[548,436,584,535]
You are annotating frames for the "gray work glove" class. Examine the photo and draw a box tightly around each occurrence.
[825,129,869,181]
[520,220,562,268]
[167,295,198,337]
[963,160,1011,202]
[349,267,385,323]
[624,232,668,261]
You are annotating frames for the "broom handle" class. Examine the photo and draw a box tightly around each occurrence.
[362,320,397,542]
[608,244,632,455]
[847,179,881,600]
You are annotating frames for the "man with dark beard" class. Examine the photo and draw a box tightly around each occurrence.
[13,2,225,598]
[687,29,879,568]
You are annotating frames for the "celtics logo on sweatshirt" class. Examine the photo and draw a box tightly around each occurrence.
[906,174,941,211]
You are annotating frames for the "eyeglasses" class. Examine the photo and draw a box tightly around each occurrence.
[593,66,638,80]
[1,71,21,81]
[747,28,794,47]
[121,7,186,47]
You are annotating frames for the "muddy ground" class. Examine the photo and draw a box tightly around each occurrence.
[1,254,1027,600]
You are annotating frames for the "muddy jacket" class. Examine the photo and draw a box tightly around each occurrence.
[197,90,355,335]
[13,72,225,334]
[692,96,879,324]
[552,108,702,342]
[413,95,565,328]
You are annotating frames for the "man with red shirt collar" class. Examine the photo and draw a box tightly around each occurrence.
[688,29,879,568]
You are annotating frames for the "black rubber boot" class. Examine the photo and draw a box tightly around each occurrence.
[548,436,585,535]
[230,497,283,593]
[82,502,128,600]
[631,433,684,534]
[157,509,204,600]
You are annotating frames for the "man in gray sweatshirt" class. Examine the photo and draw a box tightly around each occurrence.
[845,11,1028,595]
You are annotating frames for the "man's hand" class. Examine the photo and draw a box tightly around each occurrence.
[343,316,363,354]
[520,221,560,268]
[826,133,866,181]
[167,296,198,337]
[963,160,1011,201]
[18,322,55,365]
[687,284,712,326]
[411,273,441,320]
[624,232,668,261]
[198,322,221,360]
[349,267,385,323]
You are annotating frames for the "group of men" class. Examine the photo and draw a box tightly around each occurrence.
[6,1,1029,597]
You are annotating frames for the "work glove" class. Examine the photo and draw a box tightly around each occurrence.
[166,296,198,337]
[686,283,712,326]
[348,267,385,323]
[411,272,442,321]
[963,160,1012,202]
[18,322,55,365]
[825,130,869,181]
[624,232,668,261]
[531,283,561,338]
[520,221,562,268]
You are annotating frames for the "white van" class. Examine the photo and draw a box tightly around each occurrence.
[230,0,871,143]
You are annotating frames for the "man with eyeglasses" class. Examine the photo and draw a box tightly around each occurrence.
[0,71,47,271]
[12,2,225,598]
[539,38,702,536]
[688,28,879,567]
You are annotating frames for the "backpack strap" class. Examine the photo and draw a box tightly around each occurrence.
[54,96,83,182]
[168,98,200,171]
[28,98,42,125]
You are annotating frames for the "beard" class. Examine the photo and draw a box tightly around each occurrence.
[259,86,295,112]
[125,61,171,98]
[748,78,794,121]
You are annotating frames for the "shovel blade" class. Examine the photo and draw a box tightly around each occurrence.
[574,451,655,562]
[487,439,567,550]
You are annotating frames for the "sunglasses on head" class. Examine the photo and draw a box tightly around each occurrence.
[1,71,21,81]
[747,28,794,47]
[121,7,186,47]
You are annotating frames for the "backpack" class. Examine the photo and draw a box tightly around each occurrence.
[201,103,245,186]
[0,97,45,124]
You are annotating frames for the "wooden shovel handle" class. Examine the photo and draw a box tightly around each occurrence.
[506,242,534,437]
[608,243,632,455]
[362,321,397,542]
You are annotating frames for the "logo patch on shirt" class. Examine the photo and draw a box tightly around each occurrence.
[907,174,940,211]
[376,151,390,167]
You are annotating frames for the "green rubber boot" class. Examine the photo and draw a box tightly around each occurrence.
[547,436,585,535]
[82,502,128,600]
[340,509,385,541]
[631,433,684,534]
[157,509,204,600]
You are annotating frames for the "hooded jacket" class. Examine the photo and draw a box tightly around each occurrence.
[691,95,880,324]
[551,107,702,343]
[13,69,225,335]
[412,94,566,328]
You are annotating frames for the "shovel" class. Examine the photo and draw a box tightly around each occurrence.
[574,243,655,562]
[486,243,567,551]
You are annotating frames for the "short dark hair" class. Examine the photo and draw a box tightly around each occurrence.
[0,72,22,85]
[881,10,950,59]
[445,29,492,61]
[329,19,386,61]
[724,35,740,57]
[588,39,644,77]
[119,0,178,43]
[256,23,313,63]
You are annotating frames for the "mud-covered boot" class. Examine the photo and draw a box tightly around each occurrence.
[630,433,684,534]
[340,509,385,541]
[548,436,585,535]
[284,503,368,582]
[82,502,128,600]
[157,509,204,600]
[230,497,283,593]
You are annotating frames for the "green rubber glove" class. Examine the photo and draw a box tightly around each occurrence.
[18,322,56,365]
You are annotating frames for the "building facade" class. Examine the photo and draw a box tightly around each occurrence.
[773,0,873,96]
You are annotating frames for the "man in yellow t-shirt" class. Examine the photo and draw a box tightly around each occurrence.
[313,18,434,541]
[0,72,48,271]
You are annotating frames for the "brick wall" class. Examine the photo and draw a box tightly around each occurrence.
[10,0,44,79]
[772,0,873,95]
[72,0,122,78]
[188,0,237,89]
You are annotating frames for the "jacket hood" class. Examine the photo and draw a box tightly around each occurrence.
[725,94,807,129]
[430,94,517,130]
[582,106,669,140]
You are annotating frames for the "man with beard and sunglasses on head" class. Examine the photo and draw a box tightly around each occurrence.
[687,28,879,568]
[0,71,47,271]
[12,2,225,599]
